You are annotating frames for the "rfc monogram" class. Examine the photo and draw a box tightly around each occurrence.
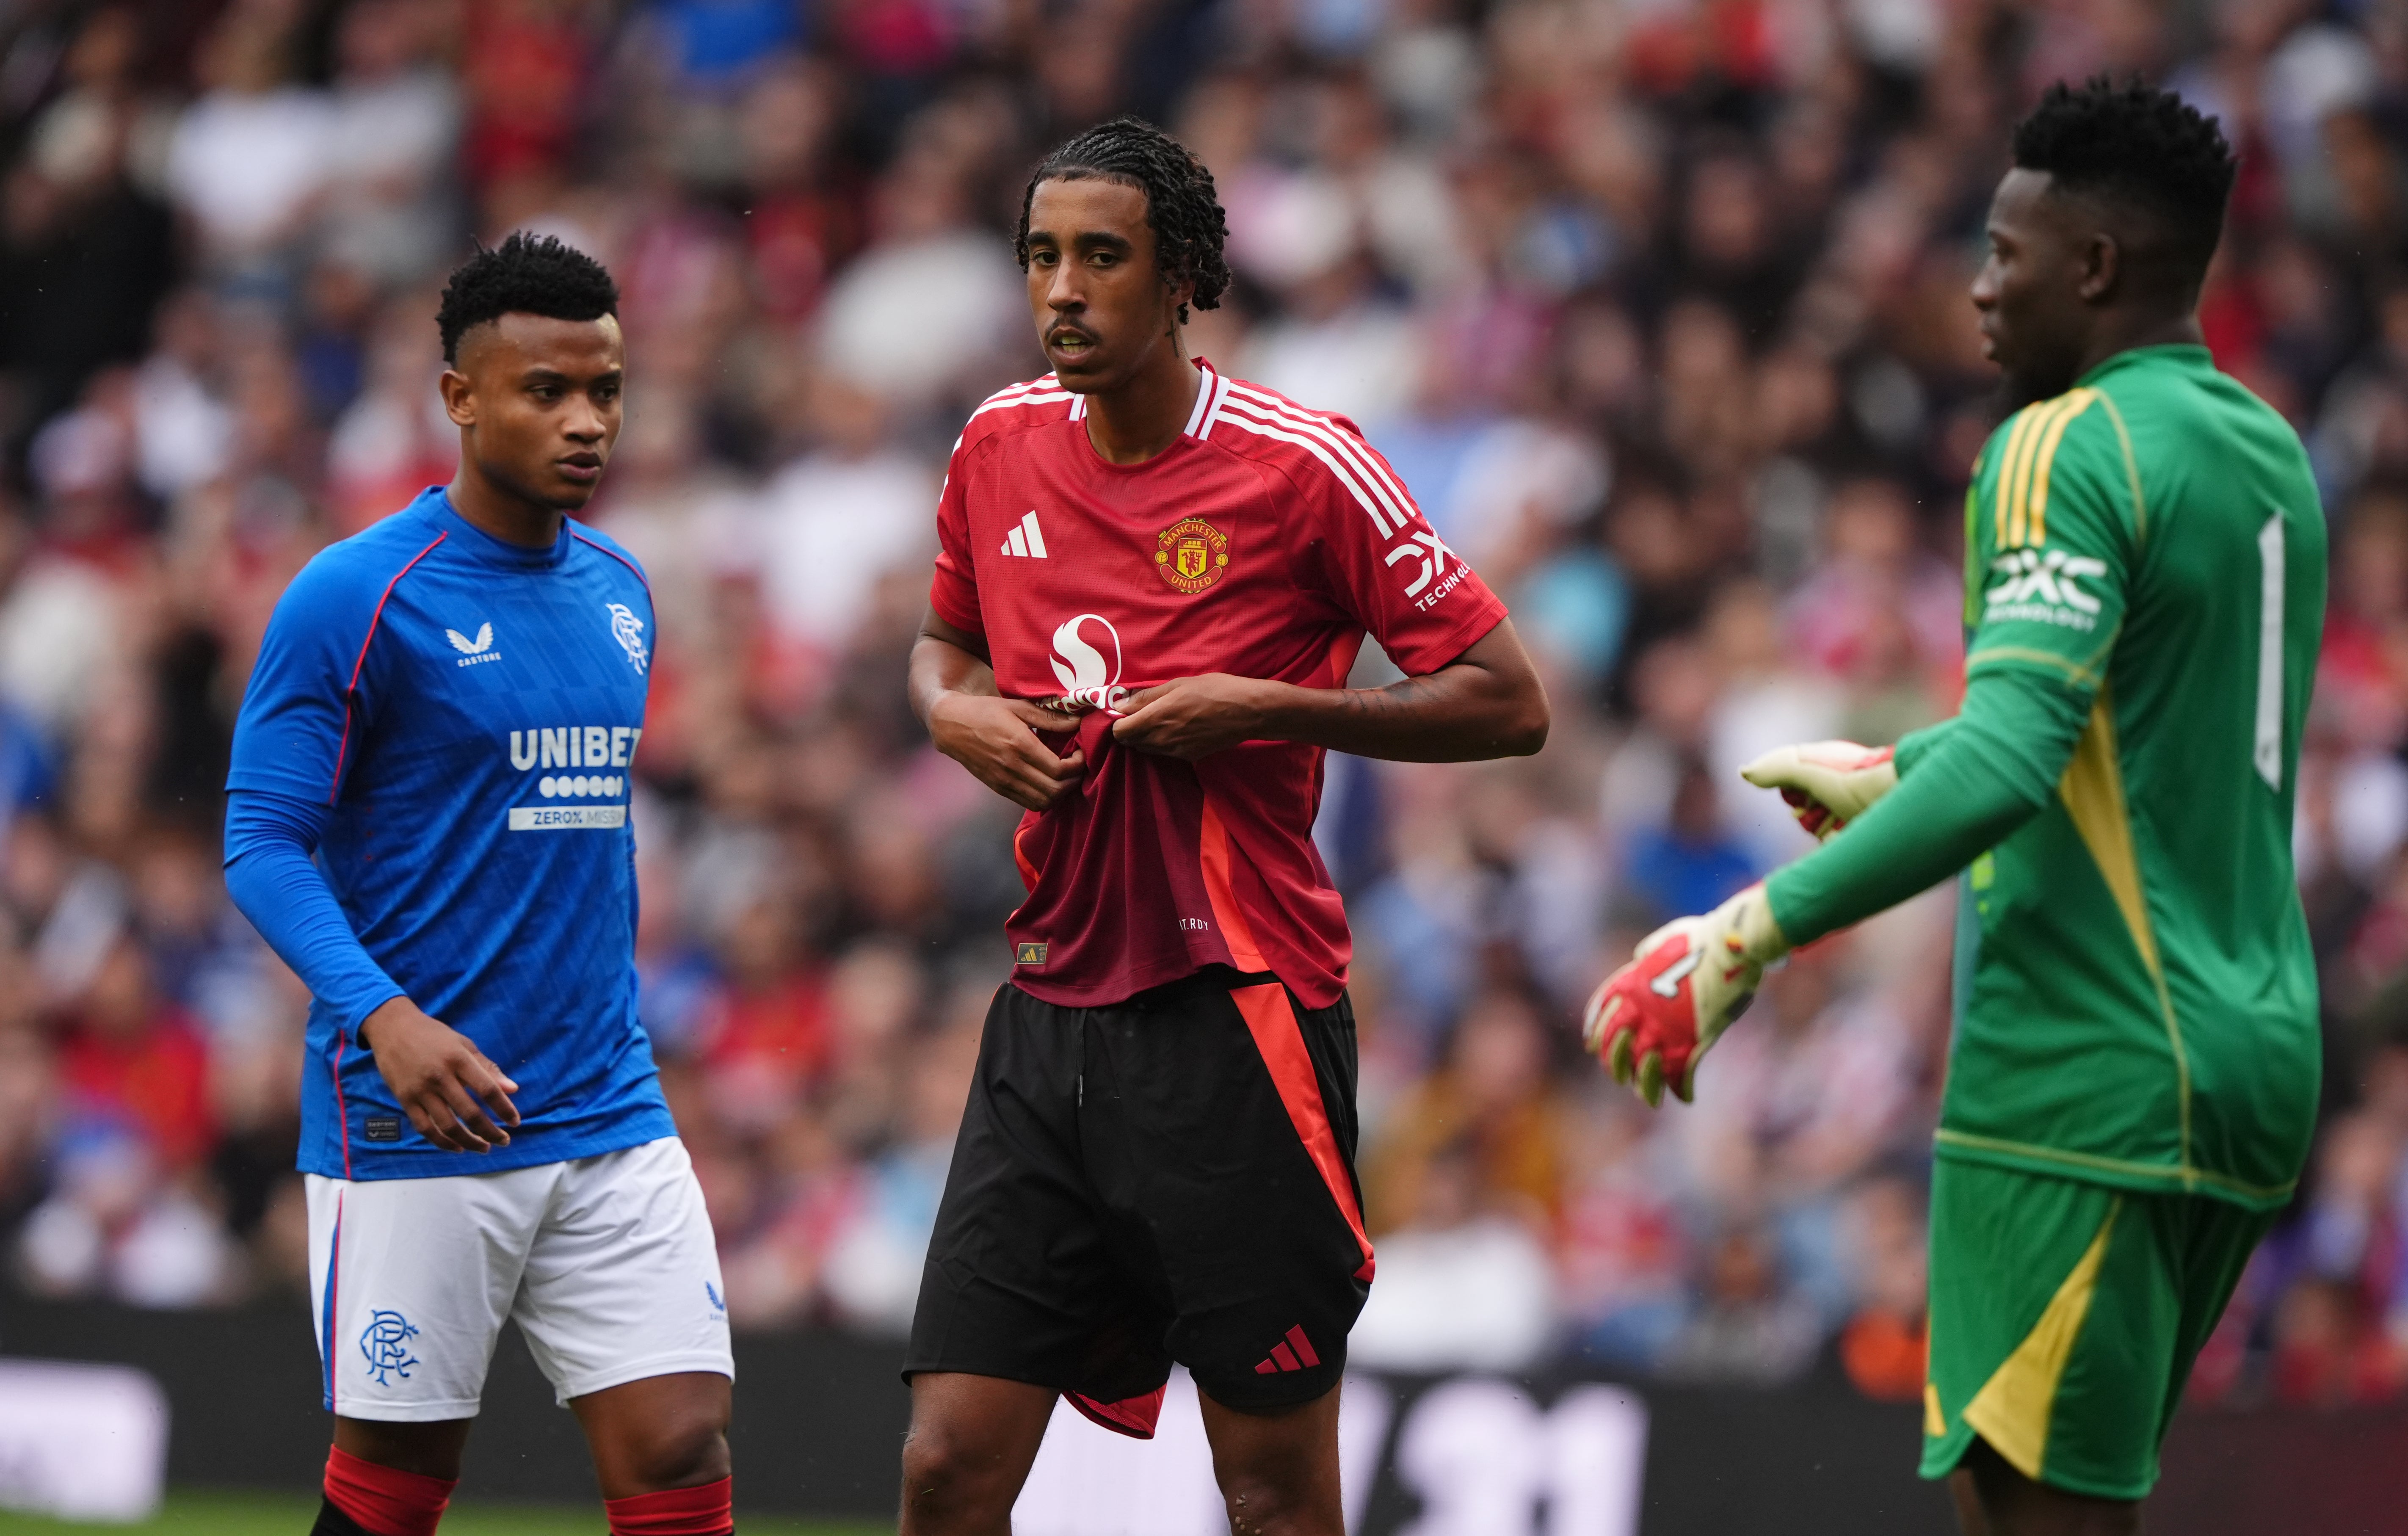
[1154,517,1230,594]
[359,1309,421,1386]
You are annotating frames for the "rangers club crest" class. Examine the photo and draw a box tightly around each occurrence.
[1154,517,1229,594]
[606,601,649,674]
[359,1309,420,1386]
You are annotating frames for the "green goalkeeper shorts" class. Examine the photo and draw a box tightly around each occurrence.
[1919,1157,2274,1500]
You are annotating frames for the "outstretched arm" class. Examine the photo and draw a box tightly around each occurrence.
[1583,662,2094,1106]
[1108,616,1550,763]
[1765,664,2090,945]
[1593,393,2140,1105]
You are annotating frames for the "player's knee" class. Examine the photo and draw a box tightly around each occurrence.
[1215,1469,1321,1536]
[622,1411,730,1492]
[897,1426,1016,1520]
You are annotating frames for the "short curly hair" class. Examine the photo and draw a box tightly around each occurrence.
[436,232,620,364]
[1014,116,1231,324]
[2013,78,2237,292]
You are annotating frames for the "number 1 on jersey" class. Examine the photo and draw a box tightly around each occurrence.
[2255,512,2284,793]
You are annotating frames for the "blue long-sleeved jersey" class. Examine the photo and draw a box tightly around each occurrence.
[224,487,674,1180]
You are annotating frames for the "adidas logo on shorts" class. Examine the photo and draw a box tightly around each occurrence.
[1253,1324,1321,1376]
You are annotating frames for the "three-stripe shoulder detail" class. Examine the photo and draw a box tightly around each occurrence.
[967,376,1074,423]
[1993,388,2097,549]
[1212,382,1419,539]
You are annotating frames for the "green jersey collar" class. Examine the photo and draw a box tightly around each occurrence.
[2076,343,2214,389]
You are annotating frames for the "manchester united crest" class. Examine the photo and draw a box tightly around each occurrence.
[1154,517,1230,594]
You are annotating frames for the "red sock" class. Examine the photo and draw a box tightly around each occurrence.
[605,1476,734,1536]
[323,1446,455,1536]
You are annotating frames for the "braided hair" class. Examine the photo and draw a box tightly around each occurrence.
[1015,116,1231,324]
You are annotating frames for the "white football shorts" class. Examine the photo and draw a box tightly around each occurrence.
[305,1136,732,1421]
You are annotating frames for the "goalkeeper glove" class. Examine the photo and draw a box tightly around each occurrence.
[1582,884,1789,1106]
[1739,740,1897,841]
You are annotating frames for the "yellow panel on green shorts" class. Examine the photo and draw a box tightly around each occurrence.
[1919,1158,2271,1501]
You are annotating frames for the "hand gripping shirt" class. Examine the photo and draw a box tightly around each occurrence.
[1812,346,2325,1210]
[225,488,674,1180]
[929,360,1510,1009]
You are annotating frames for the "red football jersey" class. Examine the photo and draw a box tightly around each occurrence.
[929,359,1509,1009]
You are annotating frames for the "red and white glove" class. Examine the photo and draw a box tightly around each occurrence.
[1740,740,1898,841]
[1582,884,1789,1107]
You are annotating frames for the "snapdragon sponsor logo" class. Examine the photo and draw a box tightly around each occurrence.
[506,725,640,831]
[1049,614,1129,712]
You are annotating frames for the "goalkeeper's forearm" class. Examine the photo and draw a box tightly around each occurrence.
[1765,667,2090,945]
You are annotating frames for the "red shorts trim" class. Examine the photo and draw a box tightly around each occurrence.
[1229,982,1375,1282]
[1068,1387,1168,1439]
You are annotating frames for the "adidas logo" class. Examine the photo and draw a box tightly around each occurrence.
[1253,1324,1322,1376]
[1000,510,1049,558]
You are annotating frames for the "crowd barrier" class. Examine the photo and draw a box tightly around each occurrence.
[0,1293,2395,1533]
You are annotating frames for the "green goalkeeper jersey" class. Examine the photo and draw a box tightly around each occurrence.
[1928,344,2325,1210]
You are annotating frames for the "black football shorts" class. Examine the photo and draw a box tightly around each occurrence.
[904,966,1374,1432]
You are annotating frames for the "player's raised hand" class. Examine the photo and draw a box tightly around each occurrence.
[1738,740,1898,841]
[928,693,1088,811]
[359,996,523,1153]
[1111,674,1275,759]
[1581,885,1788,1107]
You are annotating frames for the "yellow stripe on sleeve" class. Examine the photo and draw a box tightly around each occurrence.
[2021,389,2096,548]
[1963,482,1982,625]
[2003,395,2079,547]
[1991,405,2046,549]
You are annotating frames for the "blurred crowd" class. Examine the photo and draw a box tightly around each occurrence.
[3,0,2408,1410]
